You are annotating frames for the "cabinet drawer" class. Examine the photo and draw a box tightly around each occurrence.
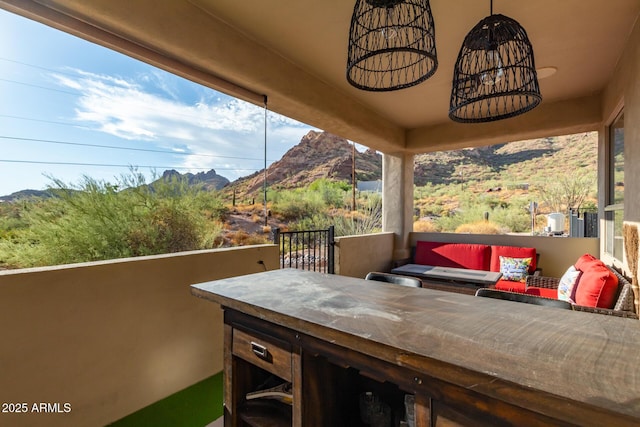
[233,328,292,381]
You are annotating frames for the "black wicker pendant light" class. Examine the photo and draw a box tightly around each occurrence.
[449,0,541,123]
[347,0,437,91]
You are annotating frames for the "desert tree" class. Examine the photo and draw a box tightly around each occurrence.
[536,171,595,213]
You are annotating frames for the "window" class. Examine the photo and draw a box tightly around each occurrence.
[605,111,624,260]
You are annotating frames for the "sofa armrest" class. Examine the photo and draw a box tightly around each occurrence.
[572,304,639,319]
[525,275,560,289]
[527,268,638,318]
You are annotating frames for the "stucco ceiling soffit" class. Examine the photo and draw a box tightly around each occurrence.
[406,94,603,153]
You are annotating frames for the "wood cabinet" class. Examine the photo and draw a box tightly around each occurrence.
[223,310,563,426]
[192,269,640,427]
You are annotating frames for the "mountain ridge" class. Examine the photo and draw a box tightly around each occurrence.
[0,131,596,202]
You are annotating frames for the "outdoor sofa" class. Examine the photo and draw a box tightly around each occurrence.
[401,240,539,292]
[397,241,637,318]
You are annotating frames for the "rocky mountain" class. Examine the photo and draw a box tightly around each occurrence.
[230,130,382,195]
[155,169,230,191]
[0,189,56,202]
[0,169,230,202]
[414,132,597,187]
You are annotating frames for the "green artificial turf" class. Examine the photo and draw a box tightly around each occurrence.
[108,372,223,427]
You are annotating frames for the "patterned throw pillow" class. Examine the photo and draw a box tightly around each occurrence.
[499,256,532,282]
[557,265,582,303]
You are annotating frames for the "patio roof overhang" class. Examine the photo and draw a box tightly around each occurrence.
[2,1,639,153]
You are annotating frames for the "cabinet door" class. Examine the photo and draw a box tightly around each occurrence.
[226,323,302,427]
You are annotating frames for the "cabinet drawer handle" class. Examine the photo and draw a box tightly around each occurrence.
[251,342,270,360]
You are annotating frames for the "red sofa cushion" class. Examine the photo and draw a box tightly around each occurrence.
[414,241,490,271]
[495,279,526,293]
[574,260,619,308]
[490,245,537,274]
[525,287,558,299]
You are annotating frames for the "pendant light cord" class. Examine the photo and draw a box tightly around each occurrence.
[490,0,493,15]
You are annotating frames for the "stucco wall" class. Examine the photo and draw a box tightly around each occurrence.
[410,233,599,278]
[0,245,278,427]
[335,232,395,278]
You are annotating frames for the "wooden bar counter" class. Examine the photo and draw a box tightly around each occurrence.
[191,269,640,426]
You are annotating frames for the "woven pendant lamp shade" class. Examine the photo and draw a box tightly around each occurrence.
[347,0,437,91]
[449,13,541,123]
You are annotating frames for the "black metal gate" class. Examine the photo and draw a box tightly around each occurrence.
[273,226,335,274]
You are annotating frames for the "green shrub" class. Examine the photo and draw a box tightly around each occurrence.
[292,213,333,232]
[308,178,350,207]
[333,195,382,236]
[0,172,225,268]
[270,189,326,221]
[491,207,531,233]
[455,221,501,234]
[413,219,439,232]
[290,193,381,236]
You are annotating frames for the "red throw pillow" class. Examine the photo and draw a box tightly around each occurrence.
[574,253,599,271]
[490,246,537,274]
[574,263,619,308]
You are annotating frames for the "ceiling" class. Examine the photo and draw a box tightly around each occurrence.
[2,0,640,153]
[192,0,638,127]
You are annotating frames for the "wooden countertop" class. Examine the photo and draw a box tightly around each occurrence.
[191,269,640,424]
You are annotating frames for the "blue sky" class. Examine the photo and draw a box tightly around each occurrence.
[0,9,321,197]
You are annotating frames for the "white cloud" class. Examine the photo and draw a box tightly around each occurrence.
[51,69,315,180]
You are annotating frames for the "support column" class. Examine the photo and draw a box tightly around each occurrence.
[382,152,415,261]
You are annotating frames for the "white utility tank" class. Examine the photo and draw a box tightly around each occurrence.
[547,213,565,234]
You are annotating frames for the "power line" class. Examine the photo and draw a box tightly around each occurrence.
[0,57,82,78]
[0,56,258,123]
[0,135,269,161]
[0,117,279,161]
[0,158,261,172]
[0,77,79,96]
[0,114,93,130]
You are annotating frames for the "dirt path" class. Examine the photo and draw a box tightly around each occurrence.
[226,213,266,234]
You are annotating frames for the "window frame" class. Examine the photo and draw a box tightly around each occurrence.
[604,109,624,260]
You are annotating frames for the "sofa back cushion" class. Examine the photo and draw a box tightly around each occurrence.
[490,245,537,274]
[573,254,619,308]
[414,241,491,270]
